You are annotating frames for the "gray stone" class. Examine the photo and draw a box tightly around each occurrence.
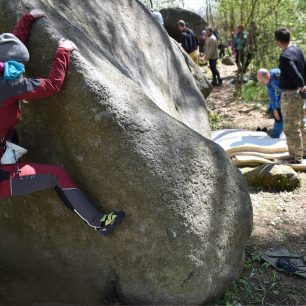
[0,0,252,305]
[241,164,301,191]
[160,7,207,42]
[172,38,212,99]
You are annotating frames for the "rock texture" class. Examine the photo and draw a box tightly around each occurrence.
[241,164,300,191]
[172,38,212,99]
[160,7,207,42]
[0,0,252,305]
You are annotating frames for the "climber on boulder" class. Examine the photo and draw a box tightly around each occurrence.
[0,9,125,236]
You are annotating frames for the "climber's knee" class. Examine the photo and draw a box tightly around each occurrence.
[51,165,77,189]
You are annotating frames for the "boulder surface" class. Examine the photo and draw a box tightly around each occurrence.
[241,164,301,191]
[172,38,212,99]
[160,7,207,42]
[0,0,252,305]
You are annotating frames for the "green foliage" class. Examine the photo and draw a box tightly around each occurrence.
[218,258,280,305]
[209,111,223,130]
[217,0,306,71]
[240,81,268,104]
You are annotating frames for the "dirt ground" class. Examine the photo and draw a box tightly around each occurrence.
[205,62,306,306]
[205,64,272,130]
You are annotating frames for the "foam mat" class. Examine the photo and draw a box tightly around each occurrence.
[213,129,306,171]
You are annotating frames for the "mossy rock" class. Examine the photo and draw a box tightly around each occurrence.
[241,164,301,191]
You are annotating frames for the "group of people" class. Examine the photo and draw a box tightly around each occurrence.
[176,18,305,164]
[177,20,222,86]
[177,18,306,164]
[0,10,125,235]
[176,20,257,84]
[258,28,306,164]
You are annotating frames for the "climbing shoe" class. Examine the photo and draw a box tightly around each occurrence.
[256,127,268,133]
[98,211,125,236]
[262,127,268,133]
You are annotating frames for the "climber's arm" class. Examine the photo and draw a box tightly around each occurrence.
[13,10,45,44]
[12,39,77,101]
[12,47,71,100]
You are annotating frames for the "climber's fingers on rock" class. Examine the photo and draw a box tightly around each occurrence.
[58,39,79,52]
[30,9,46,19]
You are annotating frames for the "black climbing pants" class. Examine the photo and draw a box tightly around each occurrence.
[209,59,221,83]
[219,49,225,58]
[0,162,103,230]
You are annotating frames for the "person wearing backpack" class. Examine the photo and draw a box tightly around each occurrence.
[178,20,199,64]
[0,9,125,235]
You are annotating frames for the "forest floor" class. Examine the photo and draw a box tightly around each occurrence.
[204,61,306,306]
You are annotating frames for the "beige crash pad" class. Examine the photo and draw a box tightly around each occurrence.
[233,155,273,167]
[212,129,288,155]
[234,151,290,160]
[213,129,306,171]
[233,155,306,171]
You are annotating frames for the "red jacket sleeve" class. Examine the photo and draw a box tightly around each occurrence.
[14,47,71,101]
[12,13,35,43]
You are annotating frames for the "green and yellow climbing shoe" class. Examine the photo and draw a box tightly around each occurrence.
[99,211,125,236]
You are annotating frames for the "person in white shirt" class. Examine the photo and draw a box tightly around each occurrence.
[205,27,222,86]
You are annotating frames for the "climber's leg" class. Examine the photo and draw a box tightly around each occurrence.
[0,163,124,234]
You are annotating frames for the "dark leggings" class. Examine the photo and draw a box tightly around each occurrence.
[209,59,221,82]
[219,50,225,58]
[0,163,103,229]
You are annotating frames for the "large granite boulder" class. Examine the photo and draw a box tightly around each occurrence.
[0,0,252,305]
[160,7,207,42]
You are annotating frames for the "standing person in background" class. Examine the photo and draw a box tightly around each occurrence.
[235,25,248,73]
[275,28,306,164]
[178,20,198,64]
[218,40,226,58]
[205,27,222,86]
[257,68,283,138]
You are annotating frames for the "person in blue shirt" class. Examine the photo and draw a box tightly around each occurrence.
[257,68,283,138]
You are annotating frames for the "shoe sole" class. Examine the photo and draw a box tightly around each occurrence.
[99,212,125,236]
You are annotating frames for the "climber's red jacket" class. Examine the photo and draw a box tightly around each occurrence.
[0,13,70,155]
